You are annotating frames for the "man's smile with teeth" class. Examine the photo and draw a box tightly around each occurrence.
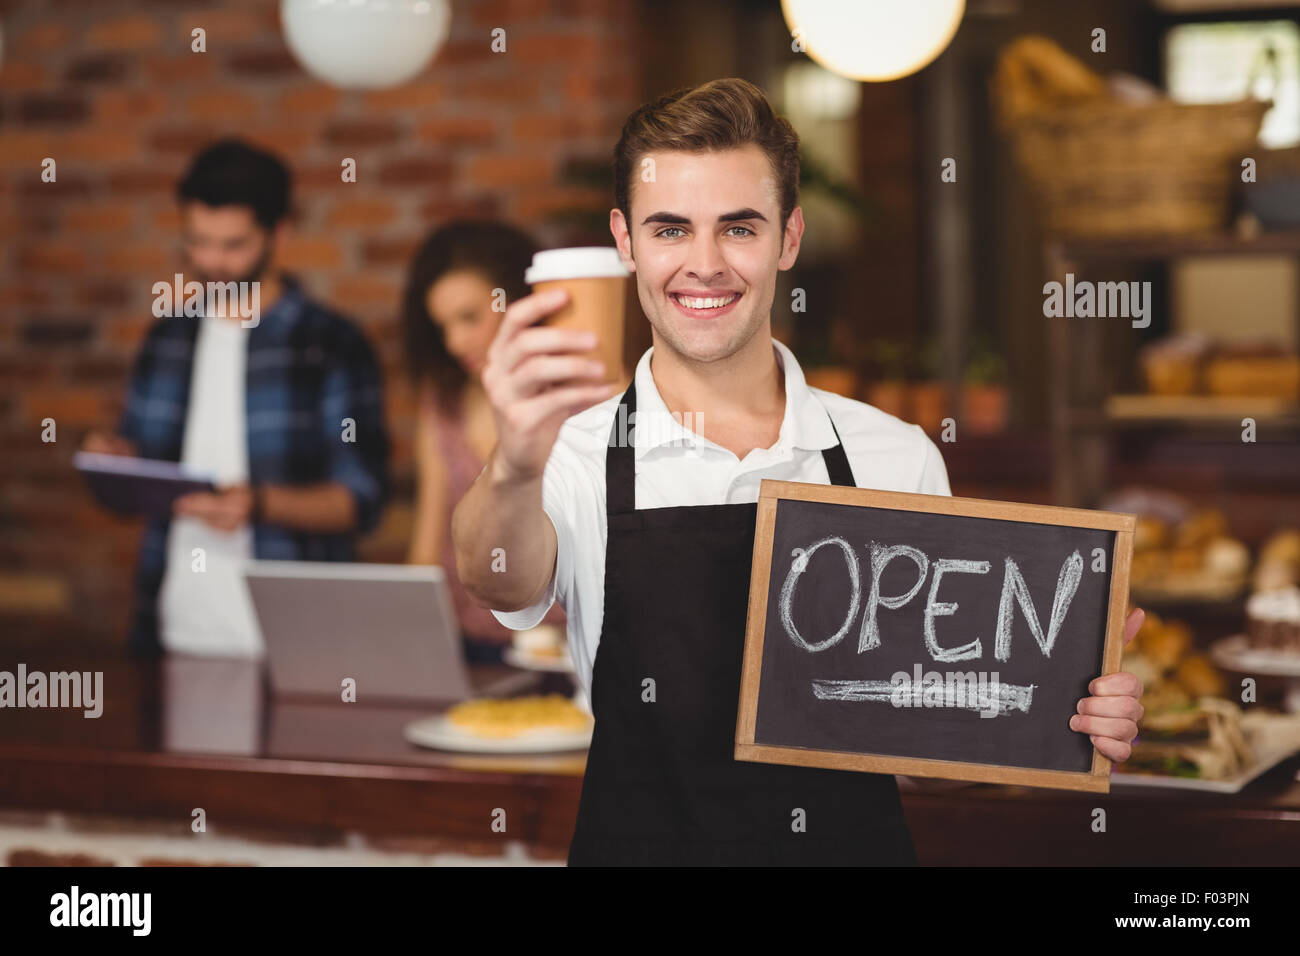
[671,292,740,309]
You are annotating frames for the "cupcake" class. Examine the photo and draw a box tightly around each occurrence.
[1244,586,1300,653]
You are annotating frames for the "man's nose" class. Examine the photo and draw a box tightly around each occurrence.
[685,233,726,281]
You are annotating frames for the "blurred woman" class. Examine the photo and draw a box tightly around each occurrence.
[402,221,565,662]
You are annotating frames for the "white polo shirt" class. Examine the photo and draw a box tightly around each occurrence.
[491,337,953,697]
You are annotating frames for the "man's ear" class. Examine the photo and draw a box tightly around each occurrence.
[777,205,805,272]
[609,208,636,272]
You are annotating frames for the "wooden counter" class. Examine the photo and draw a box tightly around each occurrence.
[2,653,1298,865]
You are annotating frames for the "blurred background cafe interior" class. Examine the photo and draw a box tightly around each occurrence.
[1,0,1299,866]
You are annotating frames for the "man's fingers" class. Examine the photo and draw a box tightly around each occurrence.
[84,432,134,455]
[173,492,207,513]
[487,289,571,364]
[1123,607,1145,646]
[1077,695,1144,722]
[1089,671,1143,698]
[497,325,599,375]
[1090,735,1131,763]
[515,381,621,432]
[1070,713,1138,742]
[510,354,607,400]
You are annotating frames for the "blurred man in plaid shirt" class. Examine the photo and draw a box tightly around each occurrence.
[84,139,390,657]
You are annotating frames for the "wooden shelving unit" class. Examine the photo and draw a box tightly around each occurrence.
[1045,230,1300,508]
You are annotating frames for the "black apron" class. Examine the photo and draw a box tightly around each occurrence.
[567,379,917,866]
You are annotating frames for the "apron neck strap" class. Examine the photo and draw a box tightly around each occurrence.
[606,379,638,514]
[821,415,856,487]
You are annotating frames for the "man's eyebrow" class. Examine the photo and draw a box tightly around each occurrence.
[640,208,769,226]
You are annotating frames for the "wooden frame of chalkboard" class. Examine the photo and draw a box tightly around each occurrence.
[735,480,1136,793]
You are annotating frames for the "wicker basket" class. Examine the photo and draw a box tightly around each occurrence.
[1005,98,1269,238]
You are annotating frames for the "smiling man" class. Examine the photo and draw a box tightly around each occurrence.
[453,77,1144,866]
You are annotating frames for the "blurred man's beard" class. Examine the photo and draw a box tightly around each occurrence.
[193,242,274,286]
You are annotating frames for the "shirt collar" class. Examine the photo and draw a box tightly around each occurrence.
[255,273,305,329]
[631,337,839,459]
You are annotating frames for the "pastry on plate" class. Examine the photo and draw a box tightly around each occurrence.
[446,694,591,739]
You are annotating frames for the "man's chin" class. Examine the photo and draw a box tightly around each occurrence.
[658,325,751,365]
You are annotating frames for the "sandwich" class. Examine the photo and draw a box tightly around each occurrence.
[1127,698,1255,780]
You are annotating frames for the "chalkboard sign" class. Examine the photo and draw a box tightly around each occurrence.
[735,480,1135,792]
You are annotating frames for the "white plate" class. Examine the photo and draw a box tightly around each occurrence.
[503,646,575,673]
[1210,634,1300,678]
[1113,712,1300,793]
[403,713,592,753]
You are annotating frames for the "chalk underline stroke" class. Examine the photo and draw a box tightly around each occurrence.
[810,678,1036,716]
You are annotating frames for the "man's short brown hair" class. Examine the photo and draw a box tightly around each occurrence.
[613,77,801,231]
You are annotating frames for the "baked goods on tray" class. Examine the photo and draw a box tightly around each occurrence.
[1204,346,1300,399]
[1137,336,1299,400]
[1140,334,1211,396]
[1125,505,1249,602]
[1123,611,1257,780]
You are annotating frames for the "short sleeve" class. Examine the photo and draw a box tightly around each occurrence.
[489,442,580,630]
[917,430,953,497]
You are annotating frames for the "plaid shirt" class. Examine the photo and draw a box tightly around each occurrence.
[118,278,390,656]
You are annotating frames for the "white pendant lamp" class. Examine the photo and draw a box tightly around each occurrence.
[781,0,965,82]
[281,0,452,89]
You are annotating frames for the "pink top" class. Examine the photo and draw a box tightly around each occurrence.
[425,386,566,644]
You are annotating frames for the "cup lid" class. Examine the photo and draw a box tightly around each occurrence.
[525,247,629,284]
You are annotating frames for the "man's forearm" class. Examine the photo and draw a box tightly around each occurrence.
[260,482,357,533]
[452,450,555,612]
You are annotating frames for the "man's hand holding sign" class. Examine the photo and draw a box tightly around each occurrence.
[1079,605,1145,764]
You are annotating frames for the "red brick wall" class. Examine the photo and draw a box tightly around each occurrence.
[0,0,643,648]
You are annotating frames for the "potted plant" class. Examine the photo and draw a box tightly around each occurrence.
[907,334,948,434]
[963,336,1008,434]
[864,338,909,419]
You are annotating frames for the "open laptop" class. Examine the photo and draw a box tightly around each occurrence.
[243,560,533,706]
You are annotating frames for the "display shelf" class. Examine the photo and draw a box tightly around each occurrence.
[1045,229,1300,507]
[1105,394,1300,426]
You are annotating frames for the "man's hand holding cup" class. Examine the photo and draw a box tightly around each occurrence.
[482,248,629,485]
